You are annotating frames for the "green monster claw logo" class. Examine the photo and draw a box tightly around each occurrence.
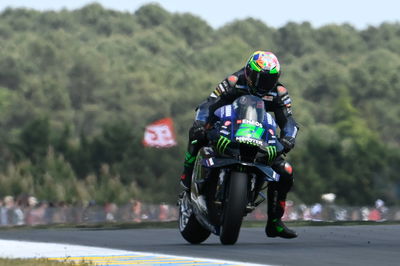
[216,136,231,154]
[266,146,277,162]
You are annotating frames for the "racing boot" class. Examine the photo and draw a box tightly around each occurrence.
[266,187,297,239]
[179,152,196,191]
[266,217,297,239]
[179,170,192,192]
[180,121,207,192]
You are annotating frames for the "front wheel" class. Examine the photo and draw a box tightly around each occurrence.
[220,171,248,245]
[178,192,211,244]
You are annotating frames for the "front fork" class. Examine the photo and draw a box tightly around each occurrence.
[207,166,267,224]
[226,166,266,214]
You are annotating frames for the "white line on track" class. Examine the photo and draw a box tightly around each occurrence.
[0,240,273,266]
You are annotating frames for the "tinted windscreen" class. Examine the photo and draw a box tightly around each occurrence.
[233,95,265,122]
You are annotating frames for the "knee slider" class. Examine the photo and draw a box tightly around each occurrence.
[277,162,294,194]
[284,162,293,176]
[279,161,293,178]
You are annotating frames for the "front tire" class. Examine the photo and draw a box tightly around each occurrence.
[178,192,211,244]
[219,171,248,245]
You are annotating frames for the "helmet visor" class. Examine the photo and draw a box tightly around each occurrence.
[247,70,279,95]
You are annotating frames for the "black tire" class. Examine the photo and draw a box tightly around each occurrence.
[220,171,248,245]
[178,193,211,244]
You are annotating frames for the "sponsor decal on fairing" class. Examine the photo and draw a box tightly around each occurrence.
[235,136,263,146]
[242,119,263,127]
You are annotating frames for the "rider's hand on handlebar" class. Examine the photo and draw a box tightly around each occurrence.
[191,121,207,142]
[280,136,295,153]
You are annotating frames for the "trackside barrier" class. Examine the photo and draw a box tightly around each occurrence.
[0,199,399,227]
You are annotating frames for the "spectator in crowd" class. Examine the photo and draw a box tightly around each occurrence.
[350,208,361,220]
[52,201,68,223]
[282,200,296,221]
[131,199,143,222]
[375,199,388,219]
[25,196,38,225]
[311,203,323,221]
[368,199,388,221]
[0,198,6,225]
[1,194,400,227]
[3,196,15,225]
[29,201,48,225]
[82,200,105,223]
[299,204,312,220]
[368,207,381,221]
[158,203,169,221]
[321,193,337,221]
[14,198,25,225]
[361,207,370,221]
[105,202,118,222]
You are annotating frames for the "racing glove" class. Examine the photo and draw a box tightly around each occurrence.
[189,120,207,143]
[280,136,296,153]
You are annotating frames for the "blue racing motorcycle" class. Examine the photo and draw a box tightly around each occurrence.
[178,95,284,245]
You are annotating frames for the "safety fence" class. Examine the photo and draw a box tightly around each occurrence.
[1,197,399,227]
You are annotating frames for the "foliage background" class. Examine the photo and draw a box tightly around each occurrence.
[0,3,399,205]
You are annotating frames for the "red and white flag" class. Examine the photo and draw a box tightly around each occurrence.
[143,117,177,148]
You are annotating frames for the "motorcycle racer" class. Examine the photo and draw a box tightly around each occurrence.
[180,51,299,239]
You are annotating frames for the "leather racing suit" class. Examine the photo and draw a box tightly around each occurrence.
[182,67,299,222]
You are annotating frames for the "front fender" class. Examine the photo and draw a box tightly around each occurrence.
[202,157,280,182]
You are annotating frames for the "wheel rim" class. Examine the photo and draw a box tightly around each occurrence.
[178,193,192,231]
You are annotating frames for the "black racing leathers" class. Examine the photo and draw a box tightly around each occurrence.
[195,68,298,140]
[182,67,299,222]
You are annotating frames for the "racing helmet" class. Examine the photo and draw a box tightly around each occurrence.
[244,51,281,96]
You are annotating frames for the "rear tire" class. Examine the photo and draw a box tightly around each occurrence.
[219,171,248,245]
[178,193,211,244]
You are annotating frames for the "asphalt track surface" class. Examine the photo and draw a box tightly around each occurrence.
[0,224,399,266]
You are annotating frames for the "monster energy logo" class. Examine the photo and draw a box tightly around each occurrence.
[265,146,277,162]
[216,136,231,154]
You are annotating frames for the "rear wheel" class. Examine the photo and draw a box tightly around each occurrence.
[219,171,248,245]
[178,192,211,244]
